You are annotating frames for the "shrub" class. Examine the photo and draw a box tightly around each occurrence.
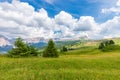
[43,39,59,57]
[109,40,115,45]
[98,39,120,52]
[61,46,68,52]
[102,45,120,52]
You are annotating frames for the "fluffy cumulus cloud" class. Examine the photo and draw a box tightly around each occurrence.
[100,0,120,39]
[0,0,120,40]
[0,0,55,39]
[100,16,120,38]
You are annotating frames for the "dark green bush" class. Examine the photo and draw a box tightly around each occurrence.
[102,45,120,52]
[98,39,116,52]
[61,46,68,52]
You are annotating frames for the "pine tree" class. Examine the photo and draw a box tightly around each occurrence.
[99,42,104,49]
[9,38,28,56]
[43,39,59,57]
[8,37,38,57]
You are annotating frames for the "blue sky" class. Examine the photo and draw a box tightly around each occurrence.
[0,0,116,22]
[0,0,120,40]
[19,0,118,22]
[20,0,117,22]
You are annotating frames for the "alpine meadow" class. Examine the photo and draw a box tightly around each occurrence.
[1,0,120,80]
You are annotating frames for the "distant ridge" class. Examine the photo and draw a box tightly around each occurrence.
[0,35,89,53]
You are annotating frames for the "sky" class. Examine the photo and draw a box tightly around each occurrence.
[0,0,120,40]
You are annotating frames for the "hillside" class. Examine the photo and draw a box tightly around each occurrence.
[69,38,120,49]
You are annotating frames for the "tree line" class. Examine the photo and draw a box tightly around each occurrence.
[98,39,120,52]
[8,38,61,58]
[8,37,119,58]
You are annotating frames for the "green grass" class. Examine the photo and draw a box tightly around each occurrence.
[63,46,102,55]
[1,52,120,80]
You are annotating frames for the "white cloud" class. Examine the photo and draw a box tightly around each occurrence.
[100,16,120,38]
[102,7,120,14]
[73,16,98,31]
[54,12,100,39]
[100,0,120,39]
[45,0,54,4]
[0,0,120,40]
[101,0,120,14]
[117,0,120,6]
[55,11,77,27]
[0,1,56,39]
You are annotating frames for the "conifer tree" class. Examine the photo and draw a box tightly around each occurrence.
[8,37,38,57]
[43,39,59,57]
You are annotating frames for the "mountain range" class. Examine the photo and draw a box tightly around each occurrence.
[0,35,88,53]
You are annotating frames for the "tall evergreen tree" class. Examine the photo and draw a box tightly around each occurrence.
[9,38,28,56]
[43,39,59,57]
[8,37,38,57]
[99,42,104,49]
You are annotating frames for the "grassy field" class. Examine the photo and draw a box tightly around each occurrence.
[1,51,120,80]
